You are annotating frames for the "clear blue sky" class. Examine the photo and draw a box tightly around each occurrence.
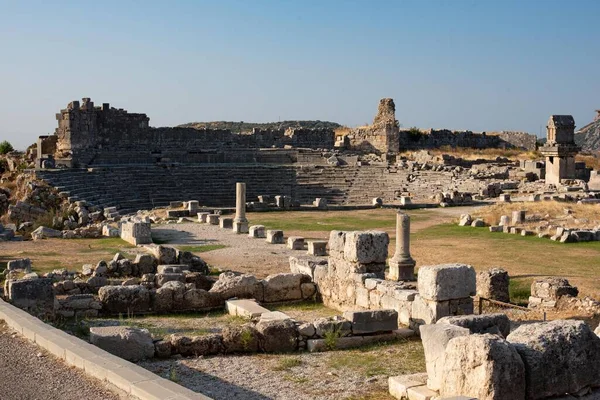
[1,0,598,149]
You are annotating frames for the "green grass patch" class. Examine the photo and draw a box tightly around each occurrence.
[327,338,425,378]
[177,244,227,253]
[509,278,532,306]
[272,357,302,371]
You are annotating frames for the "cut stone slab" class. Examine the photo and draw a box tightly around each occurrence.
[207,214,220,225]
[89,326,154,362]
[266,230,284,244]
[307,240,327,256]
[248,225,266,238]
[219,217,233,229]
[259,311,291,322]
[307,329,413,352]
[342,309,398,335]
[225,299,269,318]
[388,373,428,399]
[417,264,476,301]
[287,236,305,250]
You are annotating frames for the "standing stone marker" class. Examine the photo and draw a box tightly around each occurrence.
[233,182,249,234]
[388,211,416,281]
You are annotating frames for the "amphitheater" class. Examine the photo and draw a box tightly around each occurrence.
[33,97,538,213]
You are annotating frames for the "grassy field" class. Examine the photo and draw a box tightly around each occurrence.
[247,208,434,233]
[411,223,600,300]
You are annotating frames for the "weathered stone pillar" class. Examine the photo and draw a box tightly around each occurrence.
[388,211,416,281]
[233,182,249,233]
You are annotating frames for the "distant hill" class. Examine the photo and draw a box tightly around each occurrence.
[575,114,600,153]
[177,120,343,133]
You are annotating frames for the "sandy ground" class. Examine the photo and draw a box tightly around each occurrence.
[0,321,130,400]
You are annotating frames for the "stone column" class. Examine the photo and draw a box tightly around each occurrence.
[233,182,249,233]
[388,211,416,281]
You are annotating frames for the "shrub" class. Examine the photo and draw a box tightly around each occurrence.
[0,141,14,154]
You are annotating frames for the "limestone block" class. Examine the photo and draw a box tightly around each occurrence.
[226,299,269,318]
[499,215,509,226]
[222,324,259,353]
[97,285,151,313]
[182,288,221,310]
[307,240,327,256]
[458,214,472,226]
[476,268,510,303]
[134,254,157,275]
[511,210,526,225]
[287,236,305,250]
[262,273,307,303]
[155,272,185,287]
[313,197,327,209]
[120,221,151,245]
[328,230,346,258]
[197,212,210,223]
[169,334,223,357]
[259,311,291,322]
[7,258,31,272]
[90,326,154,362]
[301,282,316,299]
[388,373,428,400]
[265,230,284,244]
[342,309,398,334]
[419,323,470,391]
[343,231,389,264]
[150,245,177,265]
[400,196,412,206]
[248,225,266,238]
[530,277,578,300]
[6,278,54,313]
[207,214,220,225]
[157,265,183,274]
[102,225,119,237]
[507,320,600,399]
[499,193,511,202]
[440,334,526,400]
[417,264,476,301]
[255,319,297,353]
[209,272,258,300]
[437,313,510,338]
[298,323,316,337]
[289,255,327,280]
[411,295,449,326]
[31,226,61,240]
[314,316,352,338]
[470,219,485,227]
[219,217,233,229]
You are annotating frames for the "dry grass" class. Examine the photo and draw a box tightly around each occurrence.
[576,154,600,170]
[473,202,600,229]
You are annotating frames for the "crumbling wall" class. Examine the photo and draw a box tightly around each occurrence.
[399,129,537,151]
[49,98,336,167]
[344,98,400,155]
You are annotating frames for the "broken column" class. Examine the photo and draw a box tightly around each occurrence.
[388,211,416,281]
[233,182,249,234]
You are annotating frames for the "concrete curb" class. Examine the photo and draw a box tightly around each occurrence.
[0,299,211,400]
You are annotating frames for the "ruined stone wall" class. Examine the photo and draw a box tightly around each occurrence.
[398,129,537,151]
[48,98,335,167]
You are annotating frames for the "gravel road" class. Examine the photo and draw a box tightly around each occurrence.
[0,321,129,400]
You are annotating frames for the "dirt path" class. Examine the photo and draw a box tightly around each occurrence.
[0,321,129,400]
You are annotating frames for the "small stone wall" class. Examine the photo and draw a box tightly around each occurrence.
[297,230,476,330]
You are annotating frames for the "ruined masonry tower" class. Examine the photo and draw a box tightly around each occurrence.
[540,115,580,186]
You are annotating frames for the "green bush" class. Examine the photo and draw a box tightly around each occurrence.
[0,141,14,154]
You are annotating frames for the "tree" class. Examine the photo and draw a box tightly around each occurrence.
[0,141,14,154]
